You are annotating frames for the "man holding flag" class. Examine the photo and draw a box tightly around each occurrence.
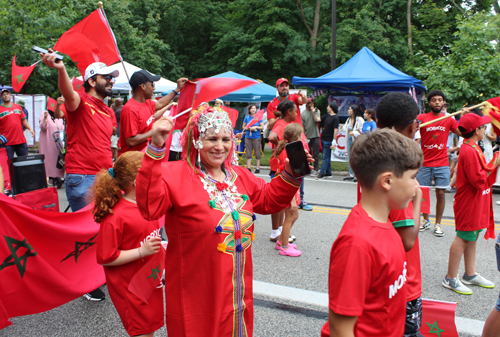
[41,50,119,301]
[119,69,187,154]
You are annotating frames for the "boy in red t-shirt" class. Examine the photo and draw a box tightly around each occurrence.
[322,129,423,337]
[443,113,498,295]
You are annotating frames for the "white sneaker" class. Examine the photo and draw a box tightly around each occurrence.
[462,273,495,288]
[270,228,282,242]
[442,276,472,295]
[434,224,444,237]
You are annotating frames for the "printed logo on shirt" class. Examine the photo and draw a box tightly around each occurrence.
[483,188,491,196]
[423,144,445,150]
[0,109,21,118]
[389,261,407,299]
[146,115,155,126]
[84,102,111,118]
[140,228,162,247]
[425,126,446,132]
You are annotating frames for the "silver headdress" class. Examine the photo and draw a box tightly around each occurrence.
[194,107,233,149]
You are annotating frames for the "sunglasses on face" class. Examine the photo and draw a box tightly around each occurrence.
[408,119,422,125]
[101,75,116,83]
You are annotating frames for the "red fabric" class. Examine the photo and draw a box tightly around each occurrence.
[0,148,10,191]
[174,81,197,130]
[246,109,265,129]
[389,201,422,301]
[266,94,304,125]
[420,299,458,337]
[96,198,164,336]
[192,78,257,111]
[11,54,38,93]
[71,77,85,93]
[0,300,12,330]
[454,140,492,232]
[64,92,115,174]
[135,157,301,337]
[54,9,121,76]
[485,97,500,135]
[270,119,309,172]
[220,106,239,128]
[14,187,59,212]
[0,194,105,319]
[421,186,431,214]
[46,97,67,114]
[118,98,156,154]
[417,112,458,167]
[0,103,26,145]
[327,204,406,337]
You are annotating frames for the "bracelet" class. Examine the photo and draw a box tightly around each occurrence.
[138,247,144,262]
[172,89,179,95]
[146,142,166,160]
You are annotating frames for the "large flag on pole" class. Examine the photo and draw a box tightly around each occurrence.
[54,9,121,76]
[192,78,257,110]
[0,194,105,327]
[11,54,39,93]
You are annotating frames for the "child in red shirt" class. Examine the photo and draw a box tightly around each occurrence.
[322,129,423,337]
[443,113,499,295]
[92,151,164,337]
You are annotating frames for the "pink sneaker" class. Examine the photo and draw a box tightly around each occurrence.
[275,240,297,250]
[279,245,302,257]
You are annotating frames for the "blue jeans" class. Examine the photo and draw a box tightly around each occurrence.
[65,174,96,212]
[346,135,354,177]
[320,140,332,175]
[6,143,28,159]
[299,180,305,206]
[416,166,450,189]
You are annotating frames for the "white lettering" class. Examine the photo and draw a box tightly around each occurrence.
[389,261,407,299]
[423,143,445,150]
[140,228,162,247]
[146,115,155,126]
[425,126,446,132]
[483,188,491,196]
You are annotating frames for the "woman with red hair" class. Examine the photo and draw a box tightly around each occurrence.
[136,106,310,337]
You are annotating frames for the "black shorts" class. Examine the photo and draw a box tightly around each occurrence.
[405,297,423,337]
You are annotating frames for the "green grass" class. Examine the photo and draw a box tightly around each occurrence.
[240,149,349,172]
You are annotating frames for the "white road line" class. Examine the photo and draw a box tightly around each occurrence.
[254,174,355,184]
[253,280,485,336]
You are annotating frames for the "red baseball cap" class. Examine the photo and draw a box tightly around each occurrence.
[458,113,491,133]
[276,78,289,86]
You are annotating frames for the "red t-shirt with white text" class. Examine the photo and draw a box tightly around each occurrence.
[266,93,303,125]
[65,92,117,174]
[453,142,491,231]
[0,103,26,145]
[417,112,458,167]
[269,119,309,171]
[119,98,156,154]
[326,204,407,337]
[97,198,164,336]
[389,201,422,301]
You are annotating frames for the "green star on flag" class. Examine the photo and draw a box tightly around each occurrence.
[427,321,445,336]
[14,74,25,84]
[147,265,161,280]
[11,54,38,93]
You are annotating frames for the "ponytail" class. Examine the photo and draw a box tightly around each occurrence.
[273,139,287,159]
[276,100,295,119]
[272,123,303,159]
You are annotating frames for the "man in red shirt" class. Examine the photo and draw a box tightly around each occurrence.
[119,70,187,154]
[266,78,307,130]
[417,90,461,237]
[0,89,35,159]
[42,49,120,302]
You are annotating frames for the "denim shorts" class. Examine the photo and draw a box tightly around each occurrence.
[416,166,450,189]
[65,174,96,212]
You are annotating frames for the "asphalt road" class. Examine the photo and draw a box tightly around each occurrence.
[1,171,499,336]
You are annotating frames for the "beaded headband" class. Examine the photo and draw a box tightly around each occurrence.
[194,106,233,149]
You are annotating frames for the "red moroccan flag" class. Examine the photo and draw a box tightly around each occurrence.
[221,106,239,128]
[54,9,121,76]
[0,300,11,330]
[174,81,197,130]
[11,54,38,93]
[421,186,431,214]
[192,78,257,111]
[0,194,105,322]
[71,77,85,93]
[46,97,67,114]
[484,97,500,135]
[420,299,458,337]
[245,109,265,128]
[128,245,165,303]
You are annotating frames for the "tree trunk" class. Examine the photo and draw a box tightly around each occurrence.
[407,0,413,55]
[297,0,321,51]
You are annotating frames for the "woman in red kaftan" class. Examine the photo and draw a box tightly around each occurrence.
[136,106,309,337]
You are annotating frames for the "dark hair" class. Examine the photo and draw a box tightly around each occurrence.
[273,123,303,159]
[376,92,419,132]
[359,104,366,113]
[350,129,423,190]
[328,101,338,114]
[248,104,257,114]
[350,104,362,118]
[275,100,295,119]
[365,108,375,120]
[458,126,476,139]
[83,76,96,93]
[427,90,446,103]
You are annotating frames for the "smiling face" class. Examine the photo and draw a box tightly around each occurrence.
[92,74,114,98]
[249,105,257,116]
[388,168,419,210]
[199,129,233,171]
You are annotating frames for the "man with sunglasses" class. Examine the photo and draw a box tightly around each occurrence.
[42,51,120,301]
[119,69,187,154]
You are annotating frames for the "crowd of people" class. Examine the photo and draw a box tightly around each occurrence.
[1,47,499,337]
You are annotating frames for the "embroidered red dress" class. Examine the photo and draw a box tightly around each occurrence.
[136,156,301,337]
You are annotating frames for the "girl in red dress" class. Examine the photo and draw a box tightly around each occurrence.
[91,151,164,337]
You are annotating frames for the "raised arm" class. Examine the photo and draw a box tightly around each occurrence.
[154,77,188,111]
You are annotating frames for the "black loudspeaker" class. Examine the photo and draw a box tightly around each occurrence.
[9,154,48,195]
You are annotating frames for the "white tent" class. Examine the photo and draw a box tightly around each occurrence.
[77,61,176,93]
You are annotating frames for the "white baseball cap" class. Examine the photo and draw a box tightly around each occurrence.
[84,62,119,81]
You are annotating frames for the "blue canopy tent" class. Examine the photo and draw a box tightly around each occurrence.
[292,47,425,92]
[209,71,276,102]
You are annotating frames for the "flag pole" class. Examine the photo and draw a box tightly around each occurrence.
[97,1,130,82]
[419,102,487,128]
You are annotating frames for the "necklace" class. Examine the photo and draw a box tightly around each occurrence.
[122,195,137,204]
